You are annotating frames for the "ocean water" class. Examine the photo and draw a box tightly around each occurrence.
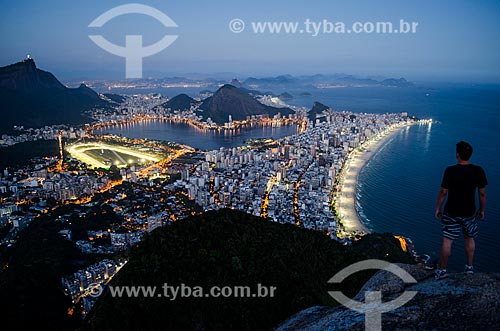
[102,84,500,272]
[288,84,500,273]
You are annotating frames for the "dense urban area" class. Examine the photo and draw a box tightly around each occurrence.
[0,91,420,315]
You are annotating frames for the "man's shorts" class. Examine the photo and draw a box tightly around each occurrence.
[441,213,478,240]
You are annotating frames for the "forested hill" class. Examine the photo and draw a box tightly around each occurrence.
[89,209,413,330]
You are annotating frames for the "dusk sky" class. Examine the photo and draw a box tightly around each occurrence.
[1,0,499,82]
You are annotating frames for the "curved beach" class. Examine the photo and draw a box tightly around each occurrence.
[336,123,410,234]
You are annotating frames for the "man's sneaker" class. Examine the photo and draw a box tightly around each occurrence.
[435,269,448,280]
[424,259,438,270]
[465,265,474,274]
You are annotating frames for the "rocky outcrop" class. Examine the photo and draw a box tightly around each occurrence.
[0,58,108,131]
[0,58,65,91]
[308,101,329,122]
[277,264,500,330]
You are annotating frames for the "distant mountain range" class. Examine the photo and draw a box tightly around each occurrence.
[0,59,108,132]
[0,59,414,132]
[152,74,414,125]
[242,74,414,89]
[83,74,414,95]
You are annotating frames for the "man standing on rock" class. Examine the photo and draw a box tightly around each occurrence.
[434,141,487,280]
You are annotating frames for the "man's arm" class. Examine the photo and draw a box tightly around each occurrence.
[435,187,448,219]
[477,187,486,220]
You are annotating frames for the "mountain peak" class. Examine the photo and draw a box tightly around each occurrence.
[18,58,36,70]
[219,83,238,91]
[0,59,108,131]
[7,57,36,70]
[199,84,293,124]
[160,93,199,112]
[77,83,94,91]
[0,58,64,91]
[309,101,330,121]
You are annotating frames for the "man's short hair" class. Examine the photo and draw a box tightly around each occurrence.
[456,141,473,161]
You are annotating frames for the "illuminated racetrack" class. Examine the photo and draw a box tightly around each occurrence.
[66,142,161,169]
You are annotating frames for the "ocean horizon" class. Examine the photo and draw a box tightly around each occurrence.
[288,84,499,273]
[97,84,500,272]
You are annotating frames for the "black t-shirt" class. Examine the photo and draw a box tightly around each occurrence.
[441,164,488,217]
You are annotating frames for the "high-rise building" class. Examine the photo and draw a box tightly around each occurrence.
[147,215,164,232]
[181,168,190,181]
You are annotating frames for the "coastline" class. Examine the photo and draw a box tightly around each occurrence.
[87,115,305,136]
[335,122,412,235]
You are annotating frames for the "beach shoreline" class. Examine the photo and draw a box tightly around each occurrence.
[335,122,412,235]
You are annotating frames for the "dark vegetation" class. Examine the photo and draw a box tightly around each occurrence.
[160,93,200,112]
[103,93,126,104]
[0,139,59,169]
[0,205,412,330]
[89,209,413,330]
[0,59,108,132]
[309,101,330,121]
[0,215,90,329]
[0,200,125,329]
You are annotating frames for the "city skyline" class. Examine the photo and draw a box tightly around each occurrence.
[1,1,500,328]
[1,0,499,82]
